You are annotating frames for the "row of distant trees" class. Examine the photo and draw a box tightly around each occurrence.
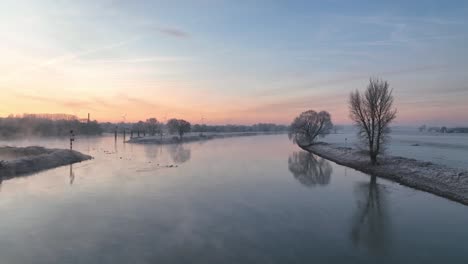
[192,123,288,133]
[0,114,102,138]
[289,78,397,165]
[100,118,189,138]
[0,112,348,140]
[101,119,290,139]
[418,125,468,134]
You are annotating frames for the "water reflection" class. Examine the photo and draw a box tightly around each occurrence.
[143,144,162,160]
[350,175,391,254]
[168,144,191,164]
[69,164,75,185]
[288,151,332,187]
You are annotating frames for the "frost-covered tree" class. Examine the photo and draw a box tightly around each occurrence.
[288,110,333,148]
[146,118,159,136]
[349,78,397,165]
[167,119,191,139]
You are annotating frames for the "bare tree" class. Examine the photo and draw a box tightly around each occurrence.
[156,122,164,141]
[349,78,397,165]
[132,121,146,137]
[146,118,159,136]
[167,118,191,139]
[418,124,426,132]
[288,110,333,148]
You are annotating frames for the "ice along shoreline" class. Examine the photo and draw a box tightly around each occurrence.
[0,146,92,179]
[302,142,468,205]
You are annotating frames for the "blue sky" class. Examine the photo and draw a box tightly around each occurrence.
[1,0,467,125]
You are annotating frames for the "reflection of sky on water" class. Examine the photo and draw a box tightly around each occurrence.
[0,135,467,263]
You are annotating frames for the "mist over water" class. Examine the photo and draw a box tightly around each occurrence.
[0,135,467,263]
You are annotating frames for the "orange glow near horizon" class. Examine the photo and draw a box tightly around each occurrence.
[2,75,468,126]
[1,1,467,126]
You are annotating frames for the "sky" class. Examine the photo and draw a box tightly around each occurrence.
[1,0,467,125]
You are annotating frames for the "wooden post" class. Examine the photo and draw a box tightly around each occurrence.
[87,113,90,135]
[123,130,126,142]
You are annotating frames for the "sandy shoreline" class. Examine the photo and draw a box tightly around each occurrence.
[303,142,468,205]
[0,146,92,179]
[127,132,284,144]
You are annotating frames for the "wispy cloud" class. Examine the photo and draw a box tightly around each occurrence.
[1,37,140,84]
[81,56,193,64]
[16,94,96,110]
[36,38,140,68]
[155,27,190,38]
[319,14,468,47]
[255,64,453,97]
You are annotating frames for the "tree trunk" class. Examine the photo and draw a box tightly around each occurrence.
[370,152,377,165]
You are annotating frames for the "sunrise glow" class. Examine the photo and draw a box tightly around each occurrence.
[1,1,467,125]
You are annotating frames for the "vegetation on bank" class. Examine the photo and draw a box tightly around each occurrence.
[288,110,333,148]
[0,114,102,138]
[289,78,397,165]
[167,118,191,139]
[0,113,289,140]
[286,77,468,205]
[191,123,288,133]
[101,120,289,140]
[418,125,468,134]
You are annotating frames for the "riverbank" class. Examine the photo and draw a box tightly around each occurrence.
[127,132,284,144]
[0,146,92,178]
[303,142,468,205]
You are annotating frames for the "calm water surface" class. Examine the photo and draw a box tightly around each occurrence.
[0,135,467,263]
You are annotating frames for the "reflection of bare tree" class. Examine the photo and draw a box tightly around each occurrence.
[168,144,191,164]
[350,175,390,254]
[143,145,161,160]
[288,151,332,187]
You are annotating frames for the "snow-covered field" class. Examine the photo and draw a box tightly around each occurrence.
[323,126,468,169]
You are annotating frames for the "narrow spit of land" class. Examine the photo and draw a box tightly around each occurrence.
[0,146,92,179]
[303,142,468,205]
[127,132,284,144]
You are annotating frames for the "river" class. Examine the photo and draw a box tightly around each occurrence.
[0,134,467,263]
